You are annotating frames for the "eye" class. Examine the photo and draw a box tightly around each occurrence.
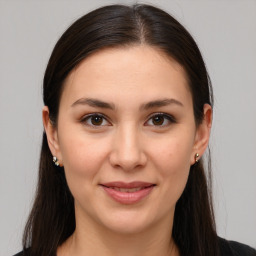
[81,114,110,127]
[145,113,176,127]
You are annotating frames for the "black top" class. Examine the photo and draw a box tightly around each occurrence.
[218,238,256,256]
[13,238,256,256]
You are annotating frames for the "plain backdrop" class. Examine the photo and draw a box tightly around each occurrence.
[0,0,255,255]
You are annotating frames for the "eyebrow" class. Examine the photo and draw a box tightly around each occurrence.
[140,98,183,110]
[71,98,183,110]
[71,98,115,110]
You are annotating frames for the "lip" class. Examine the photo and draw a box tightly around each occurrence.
[100,181,155,205]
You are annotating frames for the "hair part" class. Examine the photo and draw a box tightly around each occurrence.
[23,4,218,256]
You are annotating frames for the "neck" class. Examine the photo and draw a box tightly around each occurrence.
[58,207,179,256]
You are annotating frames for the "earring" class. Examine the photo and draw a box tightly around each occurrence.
[53,156,60,166]
[195,153,200,163]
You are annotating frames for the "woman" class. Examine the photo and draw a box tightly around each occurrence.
[14,4,255,256]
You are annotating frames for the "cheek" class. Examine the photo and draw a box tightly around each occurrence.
[156,144,191,190]
[59,131,110,182]
[148,132,193,202]
[59,133,112,210]
[151,136,193,175]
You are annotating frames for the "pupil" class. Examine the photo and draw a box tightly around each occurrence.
[153,116,164,125]
[92,116,103,125]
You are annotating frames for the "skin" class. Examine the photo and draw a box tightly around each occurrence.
[43,45,212,256]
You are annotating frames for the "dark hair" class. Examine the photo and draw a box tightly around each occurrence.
[23,4,218,256]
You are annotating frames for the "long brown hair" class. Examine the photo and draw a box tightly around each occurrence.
[23,4,219,256]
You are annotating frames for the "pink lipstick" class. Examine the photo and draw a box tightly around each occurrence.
[100,181,155,205]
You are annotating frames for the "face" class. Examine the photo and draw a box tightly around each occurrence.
[44,46,211,235]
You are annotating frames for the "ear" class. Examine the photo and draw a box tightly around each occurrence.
[42,106,63,166]
[190,104,212,165]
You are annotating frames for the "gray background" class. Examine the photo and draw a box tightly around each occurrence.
[1,0,255,255]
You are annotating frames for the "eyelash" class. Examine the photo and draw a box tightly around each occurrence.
[145,112,176,127]
[80,113,110,128]
[80,113,176,128]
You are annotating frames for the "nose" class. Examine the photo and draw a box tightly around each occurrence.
[109,125,147,171]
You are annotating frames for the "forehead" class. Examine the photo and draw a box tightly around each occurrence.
[61,45,192,108]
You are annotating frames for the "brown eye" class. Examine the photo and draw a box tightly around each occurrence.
[152,115,165,125]
[81,114,110,127]
[91,115,103,125]
[145,113,176,127]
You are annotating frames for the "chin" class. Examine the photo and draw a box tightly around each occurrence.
[96,208,160,235]
[104,220,150,235]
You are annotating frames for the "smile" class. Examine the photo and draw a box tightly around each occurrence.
[109,187,144,192]
[100,181,156,205]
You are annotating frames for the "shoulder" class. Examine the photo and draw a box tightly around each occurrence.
[12,250,30,256]
[12,240,256,256]
[13,252,24,256]
[219,237,256,256]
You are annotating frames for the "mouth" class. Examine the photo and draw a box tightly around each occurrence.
[100,181,156,204]
[107,187,147,192]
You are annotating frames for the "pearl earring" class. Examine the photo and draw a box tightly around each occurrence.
[53,156,60,166]
[195,153,200,163]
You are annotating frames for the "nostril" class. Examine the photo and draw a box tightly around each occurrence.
[109,130,147,170]
[109,151,147,171]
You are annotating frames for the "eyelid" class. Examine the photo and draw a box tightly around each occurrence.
[145,112,176,126]
[79,112,176,128]
[80,113,111,127]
